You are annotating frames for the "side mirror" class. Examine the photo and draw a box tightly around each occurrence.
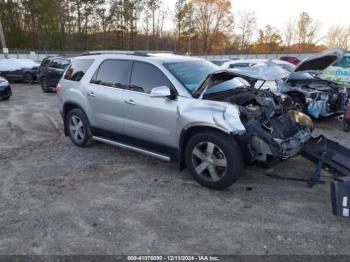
[150,86,171,98]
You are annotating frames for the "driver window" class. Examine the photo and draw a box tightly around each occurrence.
[130,62,172,94]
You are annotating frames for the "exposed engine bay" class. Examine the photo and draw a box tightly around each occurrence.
[283,77,349,118]
[204,87,312,163]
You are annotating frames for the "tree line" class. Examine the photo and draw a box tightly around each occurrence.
[0,0,349,55]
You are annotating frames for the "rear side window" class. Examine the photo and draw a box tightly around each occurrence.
[92,60,130,88]
[50,58,63,69]
[40,58,51,67]
[60,59,71,69]
[64,59,94,81]
[130,62,171,94]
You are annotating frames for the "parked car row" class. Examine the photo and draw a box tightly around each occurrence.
[217,49,350,119]
[0,56,71,93]
[2,49,349,191]
[0,58,39,84]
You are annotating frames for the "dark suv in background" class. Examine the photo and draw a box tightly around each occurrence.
[38,56,71,92]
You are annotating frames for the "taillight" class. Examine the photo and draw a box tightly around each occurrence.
[55,83,62,94]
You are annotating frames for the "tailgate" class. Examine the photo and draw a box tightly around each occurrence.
[301,136,350,177]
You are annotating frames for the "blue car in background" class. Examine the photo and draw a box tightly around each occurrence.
[323,53,350,85]
[0,76,12,100]
[38,56,71,93]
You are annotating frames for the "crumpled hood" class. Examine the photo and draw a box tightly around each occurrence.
[230,62,290,81]
[293,48,344,73]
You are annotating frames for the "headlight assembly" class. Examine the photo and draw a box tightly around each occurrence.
[289,110,314,130]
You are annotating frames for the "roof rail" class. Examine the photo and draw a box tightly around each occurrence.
[79,50,175,57]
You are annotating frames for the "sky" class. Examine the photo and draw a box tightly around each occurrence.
[162,0,350,35]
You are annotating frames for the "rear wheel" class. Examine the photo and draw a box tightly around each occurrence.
[40,77,50,93]
[185,131,243,190]
[66,108,94,147]
[2,96,10,101]
[23,73,33,84]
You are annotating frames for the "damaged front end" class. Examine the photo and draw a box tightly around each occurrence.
[207,87,312,163]
[194,70,313,164]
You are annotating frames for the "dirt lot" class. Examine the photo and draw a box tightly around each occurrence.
[0,83,350,255]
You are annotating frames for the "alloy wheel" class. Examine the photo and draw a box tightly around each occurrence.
[191,142,227,182]
[69,115,85,143]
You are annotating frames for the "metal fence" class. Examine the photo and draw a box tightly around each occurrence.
[0,50,80,62]
[197,53,314,60]
[0,50,315,62]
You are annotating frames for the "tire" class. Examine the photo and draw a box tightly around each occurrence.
[23,73,33,84]
[291,95,307,113]
[40,77,50,93]
[185,131,243,190]
[344,122,350,132]
[66,108,94,147]
[2,96,10,101]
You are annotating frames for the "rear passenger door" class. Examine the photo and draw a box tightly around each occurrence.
[86,59,131,135]
[123,61,179,148]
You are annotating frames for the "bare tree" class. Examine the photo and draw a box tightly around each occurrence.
[295,12,321,45]
[174,0,187,51]
[327,25,350,50]
[256,24,282,52]
[283,19,295,48]
[236,10,256,52]
[191,0,234,54]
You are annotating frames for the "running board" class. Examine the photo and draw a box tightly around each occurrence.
[301,136,350,177]
[92,136,171,162]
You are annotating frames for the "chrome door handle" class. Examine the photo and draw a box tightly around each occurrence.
[124,99,136,105]
[87,92,96,97]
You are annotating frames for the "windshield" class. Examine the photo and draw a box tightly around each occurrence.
[164,60,244,95]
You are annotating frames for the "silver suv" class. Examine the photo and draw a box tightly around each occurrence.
[57,52,314,189]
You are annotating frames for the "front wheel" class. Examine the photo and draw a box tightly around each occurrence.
[185,131,243,190]
[66,108,94,147]
[23,73,34,84]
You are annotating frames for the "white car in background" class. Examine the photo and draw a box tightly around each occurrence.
[221,58,295,72]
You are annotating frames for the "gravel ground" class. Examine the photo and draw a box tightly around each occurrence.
[0,84,349,255]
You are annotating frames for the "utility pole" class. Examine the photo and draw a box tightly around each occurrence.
[188,10,193,55]
[0,20,8,58]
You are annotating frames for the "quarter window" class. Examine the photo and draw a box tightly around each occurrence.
[64,59,94,81]
[93,60,130,88]
[130,62,171,94]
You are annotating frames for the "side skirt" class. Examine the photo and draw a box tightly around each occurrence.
[90,127,179,162]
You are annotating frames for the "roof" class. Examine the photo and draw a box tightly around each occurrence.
[74,52,203,64]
